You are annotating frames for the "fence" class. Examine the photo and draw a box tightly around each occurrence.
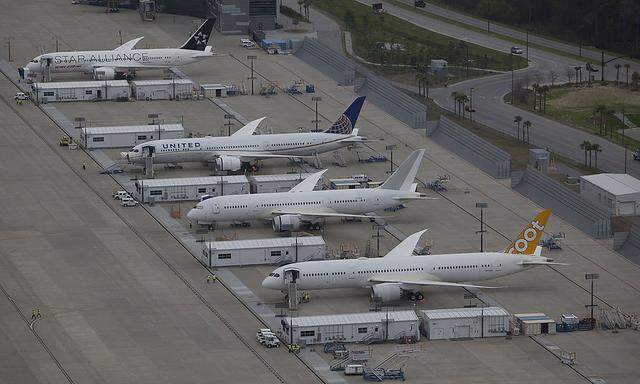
[514,166,611,238]
[357,73,427,129]
[294,37,356,86]
[428,116,511,179]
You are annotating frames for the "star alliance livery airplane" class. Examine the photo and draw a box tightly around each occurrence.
[19,18,215,80]
[122,96,368,171]
[187,149,426,231]
[262,209,566,302]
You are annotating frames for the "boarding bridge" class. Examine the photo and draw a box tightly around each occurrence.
[284,269,299,310]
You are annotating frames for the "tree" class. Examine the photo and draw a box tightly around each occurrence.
[632,71,640,90]
[580,140,592,166]
[549,70,559,86]
[531,83,539,110]
[604,108,615,139]
[590,143,601,168]
[514,115,522,139]
[624,63,631,86]
[566,67,574,85]
[523,120,532,143]
[593,104,607,136]
[343,9,355,31]
[615,63,622,86]
[451,91,460,114]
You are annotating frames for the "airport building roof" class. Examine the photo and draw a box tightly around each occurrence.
[131,79,194,86]
[204,236,325,251]
[581,173,640,196]
[136,175,249,188]
[420,307,510,319]
[286,310,419,327]
[251,173,311,182]
[83,124,184,135]
[514,313,555,323]
[33,80,129,89]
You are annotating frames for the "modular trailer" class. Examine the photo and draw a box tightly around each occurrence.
[81,123,184,149]
[580,173,640,216]
[419,307,510,340]
[32,80,130,103]
[282,311,420,345]
[200,236,326,267]
[131,79,195,100]
[135,175,249,203]
[249,173,311,193]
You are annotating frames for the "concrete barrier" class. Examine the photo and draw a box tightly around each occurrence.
[514,166,611,238]
[294,37,356,86]
[429,116,511,179]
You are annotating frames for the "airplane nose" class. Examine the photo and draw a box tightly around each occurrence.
[186,209,197,222]
[261,277,277,289]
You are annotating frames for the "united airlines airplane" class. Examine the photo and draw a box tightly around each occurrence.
[262,210,566,302]
[187,149,426,231]
[19,18,215,80]
[121,96,368,171]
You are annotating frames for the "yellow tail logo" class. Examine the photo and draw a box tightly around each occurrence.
[505,209,552,254]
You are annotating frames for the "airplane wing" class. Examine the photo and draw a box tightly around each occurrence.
[289,170,327,192]
[208,151,309,160]
[369,275,499,289]
[115,37,144,51]
[384,229,429,258]
[270,208,379,220]
[518,261,569,266]
[231,117,266,137]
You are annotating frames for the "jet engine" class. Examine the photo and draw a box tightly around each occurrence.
[272,214,303,232]
[215,155,242,172]
[370,283,403,303]
[93,67,116,80]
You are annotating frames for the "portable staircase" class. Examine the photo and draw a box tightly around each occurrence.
[330,349,370,371]
[363,347,419,381]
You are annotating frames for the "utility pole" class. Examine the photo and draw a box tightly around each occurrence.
[469,87,474,122]
[5,37,12,62]
[526,31,529,61]
[476,203,488,252]
[510,53,514,104]
[386,144,397,173]
[585,273,599,328]
[601,51,605,82]
[247,55,257,95]
[224,113,235,136]
[312,96,322,132]
[118,30,123,45]
[623,108,627,173]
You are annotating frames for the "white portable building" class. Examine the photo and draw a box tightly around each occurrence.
[81,123,184,149]
[200,236,326,267]
[330,178,362,190]
[514,313,556,335]
[135,175,249,203]
[201,83,228,98]
[419,307,510,340]
[282,310,420,345]
[32,80,130,103]
[580,173,640,216]
[131,79,194,100]
[249,173,311,193]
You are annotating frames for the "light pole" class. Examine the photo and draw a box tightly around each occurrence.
[476,203,488,252]
[312,96,322,132]
[585,273,599,328]
[510,53,514,104]
[386,144,397,173]
[469,87,474,122]
[5,37,13,62]
[224,113,235,136]
[526,31,529,61]
[247,55,257,95]
[372,223,385,257]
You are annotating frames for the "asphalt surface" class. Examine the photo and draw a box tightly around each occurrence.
[355,0,640,177]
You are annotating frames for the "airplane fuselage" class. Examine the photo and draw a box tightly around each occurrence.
[187,187,418,223]
[262,252,538,291]
[123,131,361,165]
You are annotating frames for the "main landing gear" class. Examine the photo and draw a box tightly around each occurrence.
[408,292,424,302]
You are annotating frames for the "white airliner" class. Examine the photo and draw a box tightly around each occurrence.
[262,210,566,302]
[19,18,215,80]
[121,96,368,172]
[187,149,426,231]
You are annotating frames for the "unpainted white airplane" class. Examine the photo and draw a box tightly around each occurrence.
[19,18,215,80]
[121,96,368,171]
[186,149,426,231]
[262,209,566,302]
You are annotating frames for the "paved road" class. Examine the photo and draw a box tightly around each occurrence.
[356,0,640,176]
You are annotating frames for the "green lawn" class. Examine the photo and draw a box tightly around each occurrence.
[311,0,528,72]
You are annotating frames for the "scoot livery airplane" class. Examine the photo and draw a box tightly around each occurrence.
[19,18,215,80]
[121,96,368,172]
[262,209,566,302]
[187,149,426,231]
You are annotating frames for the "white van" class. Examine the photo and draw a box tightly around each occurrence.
[241,38,255,48]
[121,197,138,207]
[113,190,130,200]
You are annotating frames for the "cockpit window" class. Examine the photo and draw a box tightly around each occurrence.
[273,273,280,278]
[31,59,39,63]
[132,149,139,153]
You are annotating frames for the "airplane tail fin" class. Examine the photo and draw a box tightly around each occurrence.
[324,96,366,135]
[180,18,215,51]
[379,149,425,191]
[504,209,552,255]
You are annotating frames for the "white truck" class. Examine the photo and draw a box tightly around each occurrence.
[113,190,130,200]
[262,334,280,348]
[121,197,139,207]
[345,365,364,375]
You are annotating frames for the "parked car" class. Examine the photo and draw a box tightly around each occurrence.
[121,197,138,207]
[510,46,524,55]
[414,0,426,7]
[100,168,124,174]
[112,190,130,200]
[14,92,28,101]
[241,38,256,48]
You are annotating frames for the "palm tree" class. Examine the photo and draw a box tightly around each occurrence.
[580,140,591,166]
[459,94,469,118]
[523,120,532,143]
[633,72,640,90]
[531,83,538,110]
[593,105,606,136]
[540,85,549,113]
[514,115,523,140]
[624,63,631,86]
[615,63,622,86]
[451,91,460,114]
[590,143,601,168]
